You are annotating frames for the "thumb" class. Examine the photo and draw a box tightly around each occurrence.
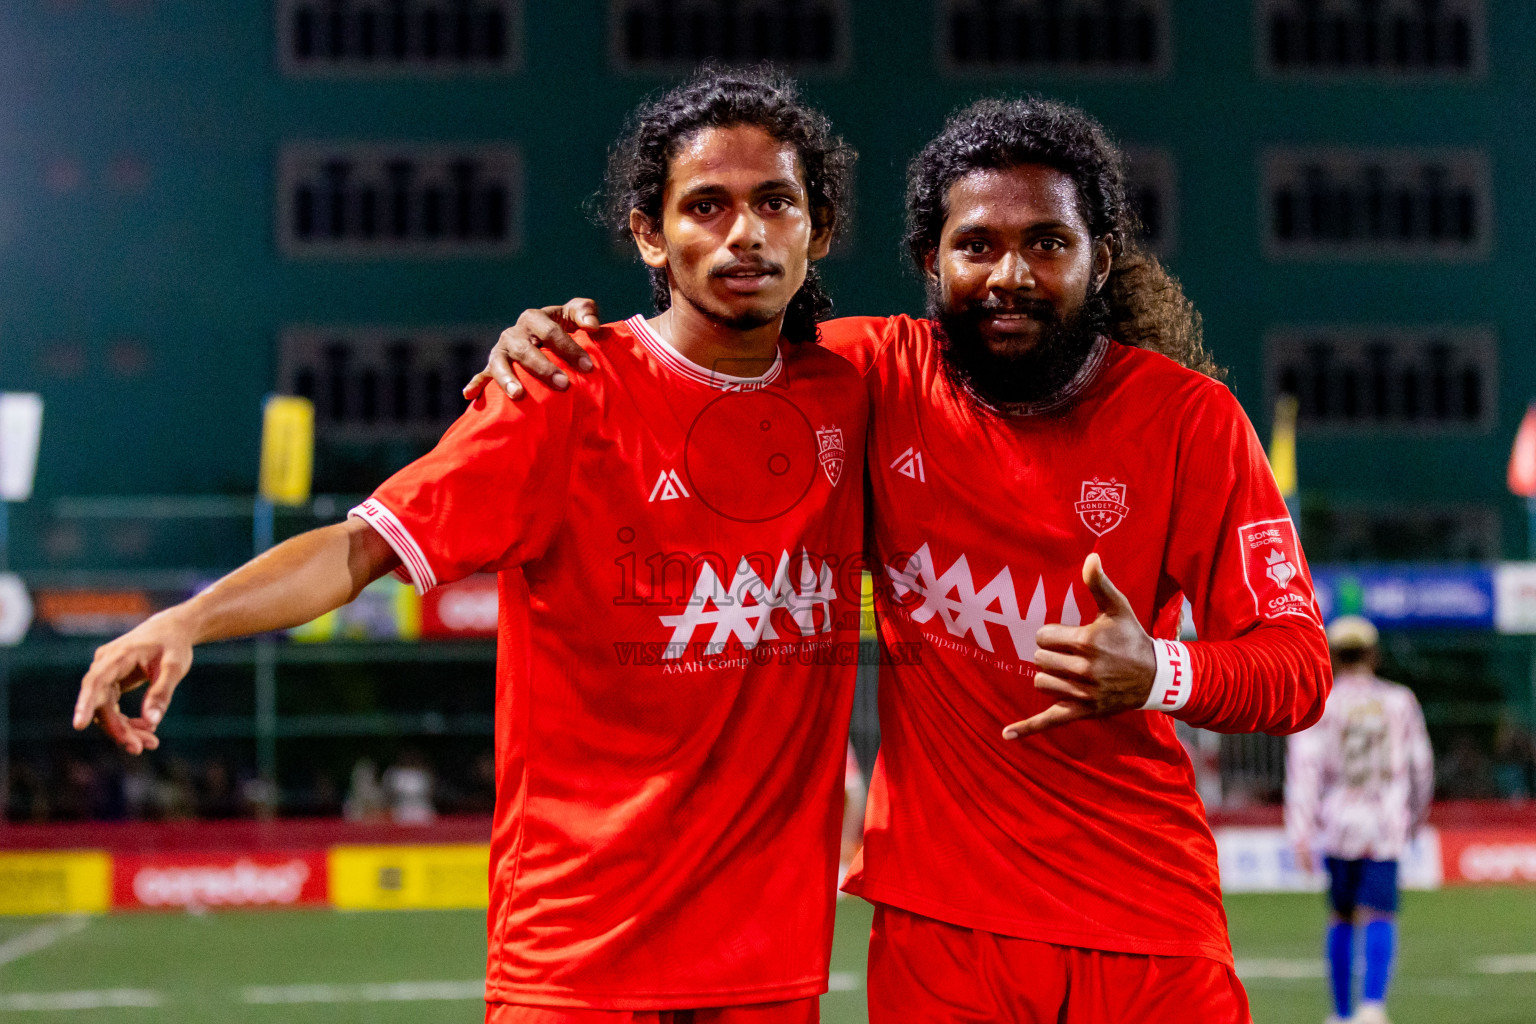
[1082,552,1133,617]
[139,649,191,727]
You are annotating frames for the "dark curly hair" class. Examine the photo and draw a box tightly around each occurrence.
[905,97,1221,378]
[602,65,855,345]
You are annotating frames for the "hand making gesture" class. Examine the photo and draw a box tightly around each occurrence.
[1003,553,1157,739]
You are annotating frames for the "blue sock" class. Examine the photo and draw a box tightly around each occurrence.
[1327,921,1354,1018]
[1362,918,1396,1002]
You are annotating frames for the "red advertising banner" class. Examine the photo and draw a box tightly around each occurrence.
[112,851,327,911]
[1438,828,1536,885]
[421,574,499,639]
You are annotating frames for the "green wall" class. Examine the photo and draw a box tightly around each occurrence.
[2,1,1533,566]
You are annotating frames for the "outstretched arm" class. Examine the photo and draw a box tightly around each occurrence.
[72,519,400,753]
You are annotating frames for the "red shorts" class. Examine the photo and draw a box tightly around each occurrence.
[867,905,1251,1024]
[486,997,818,1024]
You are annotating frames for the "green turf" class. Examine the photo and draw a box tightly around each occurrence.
[0,891,1530,1021]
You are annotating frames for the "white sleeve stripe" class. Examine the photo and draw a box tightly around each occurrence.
[1143,639,1193,713]
[348,499,437,595]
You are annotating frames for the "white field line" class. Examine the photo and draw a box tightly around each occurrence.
[0,917,92,969]
[0,989,162,1011]
[1472,954,1536,974]
[1234,957,1327,979]
[241,980,485,1004]
[243,974,862,1005]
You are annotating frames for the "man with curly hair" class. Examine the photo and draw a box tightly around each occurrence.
[73,69,867,1023]
[486,95,1336,1022]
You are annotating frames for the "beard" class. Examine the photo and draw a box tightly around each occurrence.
[930,283,1108,410]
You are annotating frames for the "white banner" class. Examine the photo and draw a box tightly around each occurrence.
[1215,826,1442,893]
[0,573,33,646]
[0,392,44,502]
[1494,562,1536,634]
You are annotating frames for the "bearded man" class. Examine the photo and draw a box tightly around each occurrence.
[473,97,1331,1024]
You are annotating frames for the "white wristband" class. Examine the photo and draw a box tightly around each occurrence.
[1143,639,1193,713]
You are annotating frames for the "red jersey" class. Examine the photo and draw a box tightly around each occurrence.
[352,316,867,1008]
[828,316,1330,964]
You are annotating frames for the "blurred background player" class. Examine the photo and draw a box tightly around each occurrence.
[1286,615,1434,1024]
[71,67,868,1023]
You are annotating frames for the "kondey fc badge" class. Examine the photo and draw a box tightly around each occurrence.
[816,426,845,486]
[1076,478,1129,536]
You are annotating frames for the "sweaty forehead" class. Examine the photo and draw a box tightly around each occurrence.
[666,124,804,194]
[943,164,1086,233]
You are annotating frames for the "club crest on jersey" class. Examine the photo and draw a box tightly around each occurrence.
[1075,478,1129,536]
[816,426,846,487]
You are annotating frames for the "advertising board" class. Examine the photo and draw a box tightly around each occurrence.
[111,852,327,911]
[328,843,489,910]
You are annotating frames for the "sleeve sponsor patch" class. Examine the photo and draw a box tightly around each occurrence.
[1238,517,1319,622]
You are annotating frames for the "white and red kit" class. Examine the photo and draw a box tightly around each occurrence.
[352,316,867,1010]
[824,315,1331,965]
[1285,668,1434,861]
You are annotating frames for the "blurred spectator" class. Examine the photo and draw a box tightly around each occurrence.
[92,754,128,820]
[121,758,153,819]
[198,760,239,819]
[382,749,435,825]
[1436,733,1497,799]
[239,775,279,821]
[453,749,497,815]
[291,769,342,818]
[150,757,198,820]
[8,762,49,822]
[1493,718,1535,801]
[54,758,101,820]
[344,758,387,821]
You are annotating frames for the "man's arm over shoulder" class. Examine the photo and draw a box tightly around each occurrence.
[816,316,899,376]
[1159,378,1332,735]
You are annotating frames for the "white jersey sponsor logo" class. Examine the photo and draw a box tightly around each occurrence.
[1239,517,1316,621]
[885,542,1080,662]
[890,446,926,482]
[1264,547,1297,590]
[648,469,690,502]
[659,550,836,658]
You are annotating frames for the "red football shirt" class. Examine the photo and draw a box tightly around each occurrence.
[352,316,867,1008]
[827,316,1330,964]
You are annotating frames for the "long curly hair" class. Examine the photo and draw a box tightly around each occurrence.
[904,97,1222,378]
[602,65,855,345]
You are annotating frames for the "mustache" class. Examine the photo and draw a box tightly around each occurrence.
[960,297,1059,320]
[709,257,784,278]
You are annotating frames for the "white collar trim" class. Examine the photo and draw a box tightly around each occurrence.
[627,314,784,391]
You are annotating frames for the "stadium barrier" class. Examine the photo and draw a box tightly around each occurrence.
[1,805,1533,914]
